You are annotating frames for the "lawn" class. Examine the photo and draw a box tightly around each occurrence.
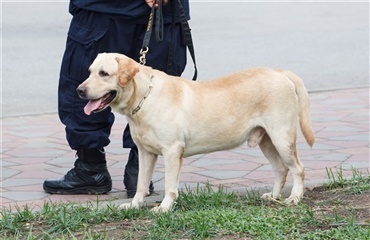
[1,168,369,239]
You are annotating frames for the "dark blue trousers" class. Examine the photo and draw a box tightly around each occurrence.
[58,10,187,150]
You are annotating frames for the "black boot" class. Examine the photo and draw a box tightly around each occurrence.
[43,148,112,194]
[124,147,154,198]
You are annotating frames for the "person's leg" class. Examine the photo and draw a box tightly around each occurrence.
[122,22,187,197]
[44,10,114,194]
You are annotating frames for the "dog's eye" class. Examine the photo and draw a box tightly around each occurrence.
[99,70,109,77]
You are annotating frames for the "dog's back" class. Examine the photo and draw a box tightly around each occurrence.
[173,67,314,156]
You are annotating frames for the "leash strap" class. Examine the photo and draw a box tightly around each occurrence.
[176,0,197,80]
[155,0,164,42]
[166,0,176,77]
[140,0,164,65]
[140,0,197,81]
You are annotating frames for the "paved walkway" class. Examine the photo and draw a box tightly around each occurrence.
[1,88,369,211]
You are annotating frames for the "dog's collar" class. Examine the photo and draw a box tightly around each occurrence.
[132,75,154,115]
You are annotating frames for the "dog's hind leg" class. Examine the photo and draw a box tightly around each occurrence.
[120,148,157,209]
[268,129,305,205]
[283,143,305,205]
[259,134,289,201]
[151,143,185,213]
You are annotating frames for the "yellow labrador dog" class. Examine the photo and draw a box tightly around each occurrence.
[77,53,315,212]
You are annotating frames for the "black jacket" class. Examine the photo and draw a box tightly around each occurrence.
[69,0,190,23]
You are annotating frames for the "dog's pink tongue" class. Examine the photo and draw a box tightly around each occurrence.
[84,99,102,115]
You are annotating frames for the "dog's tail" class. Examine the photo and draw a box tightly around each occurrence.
[277,69,315,147]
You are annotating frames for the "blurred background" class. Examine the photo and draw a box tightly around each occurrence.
[2,0,369,118]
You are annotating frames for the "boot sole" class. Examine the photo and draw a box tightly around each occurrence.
[43,185,112,195]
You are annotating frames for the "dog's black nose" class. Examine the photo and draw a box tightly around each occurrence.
[76,86,87,99]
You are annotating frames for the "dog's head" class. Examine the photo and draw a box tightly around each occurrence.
[77,53,139,115]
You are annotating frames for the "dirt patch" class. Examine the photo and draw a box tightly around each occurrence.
[303,186,370,226]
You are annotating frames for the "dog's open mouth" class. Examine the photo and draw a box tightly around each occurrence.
[84,91,117,115]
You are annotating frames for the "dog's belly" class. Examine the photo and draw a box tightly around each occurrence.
[134,125,251,158]
[182,143,242,158]
[182,131,249,158]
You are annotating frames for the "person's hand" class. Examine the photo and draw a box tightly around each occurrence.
[145,0,168,8]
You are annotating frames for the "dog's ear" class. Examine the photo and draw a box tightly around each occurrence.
[115,57,140,87]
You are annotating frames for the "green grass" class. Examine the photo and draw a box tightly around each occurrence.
[325,166,370,194]
[1,169,369,239]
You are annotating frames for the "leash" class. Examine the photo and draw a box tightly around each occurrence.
[139,3,156,65]
[140,0,197,80]
[140,0,164,65]
[134,0,197,115]
[134,1,163,115]
[175,0,197,80]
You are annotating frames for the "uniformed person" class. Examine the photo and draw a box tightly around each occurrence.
[43,0,191,198]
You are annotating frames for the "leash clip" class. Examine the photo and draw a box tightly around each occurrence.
[139,47,149,65]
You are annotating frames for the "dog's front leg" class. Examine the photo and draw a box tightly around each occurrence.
[120,147,157,209]
[151,144,184,213]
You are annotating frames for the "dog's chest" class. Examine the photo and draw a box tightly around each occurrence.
[132,127,163,155]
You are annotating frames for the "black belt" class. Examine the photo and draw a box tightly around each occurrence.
[140,0,197,81]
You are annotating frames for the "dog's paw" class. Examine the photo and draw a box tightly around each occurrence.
[284,195,301,205]
[119,202,139,210]
[261,192,290,206]
[261,192,279,200]
[150,205,171,213]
